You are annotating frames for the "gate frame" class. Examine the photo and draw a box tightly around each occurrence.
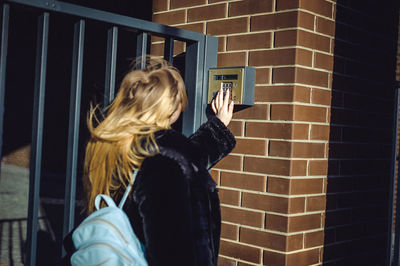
[0,1,218,265]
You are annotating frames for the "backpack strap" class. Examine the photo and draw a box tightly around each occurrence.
[118,170,138,209]
[95,194,116,210]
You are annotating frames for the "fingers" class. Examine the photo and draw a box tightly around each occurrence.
[212,99,217,114]
[218,88,223,108]
[223,89,230,109]
[228,100,234,114]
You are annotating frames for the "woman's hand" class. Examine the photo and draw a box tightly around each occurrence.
[212,88,234,126]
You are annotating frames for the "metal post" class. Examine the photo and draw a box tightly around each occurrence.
[0,3,10,172]
[391,82,400,265]
[200,35,218,124]
[136,32,147,70]
[26,12,49,266]
[104,26,118,107]
[182,40,204,136]
[164,37,173,63]
[62,19,85,247]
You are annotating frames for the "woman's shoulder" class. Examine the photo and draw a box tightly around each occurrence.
[135,130,195,184]
[155,129,195,165]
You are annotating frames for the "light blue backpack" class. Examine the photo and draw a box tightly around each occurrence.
[71,171,147,266]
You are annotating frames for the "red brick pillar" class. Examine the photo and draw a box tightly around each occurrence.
[152,0,336,265]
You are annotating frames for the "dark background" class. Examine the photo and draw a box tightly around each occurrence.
[324,1,399,265]
[2,1,152,264]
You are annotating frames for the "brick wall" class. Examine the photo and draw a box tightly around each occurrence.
[1,145,30,168]
[152,0,337,265]
[325,2,399,265]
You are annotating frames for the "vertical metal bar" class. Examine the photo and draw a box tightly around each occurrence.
[200,35,218,125]
[0,4,10,172]
[392,83,400,265]
[26,12,49,266]
[136,32,147,70]
[164,37,173,63]
[182,40,204,136]
[104,26,118,107]
[62,19,85,246]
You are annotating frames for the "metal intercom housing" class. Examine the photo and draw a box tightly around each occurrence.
[207,66,255,105]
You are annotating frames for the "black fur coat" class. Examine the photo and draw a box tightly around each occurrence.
[125,116,236,266]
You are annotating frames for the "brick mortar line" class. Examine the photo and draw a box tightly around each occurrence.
[218,186,326,198]
[252,100,330,106]
[253,85,332,92]
[215,168,267,176]
[216,167,329,177]
[217,171,329,180]
[253,101,332,107]
[269,246,323,255]
[234,101,333,108]
[260,154,329,160]
[263,64,333,74]
[219,47,333,54]
[247,66,275,70]
[223,256,260,266]
[269,82,332,90]
[231,118,331,124]
[232,151,329,157]
[234,138,330,144]
[311,50,315,69]
[209,27,335,40]
[220,238,324,258]
[222,221,327,236]
[217,255,255,266]
[221,222,289,236]
[216,170,328,179]
[277,8,336,21]
[153,1,236,15]
[221,238,323,255]
[234,136,277,141]
[238,119,331,125]
[228,153,328,159]
[208,27,332,38]
[156,7,336,23]
[272,0,277,12]
[220,203,326,217]
[261,82,332,90]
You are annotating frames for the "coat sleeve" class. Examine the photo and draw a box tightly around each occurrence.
[133,155,196,266]
[188,116,236,169]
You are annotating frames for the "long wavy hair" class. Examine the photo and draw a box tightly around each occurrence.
[84,58,187,214]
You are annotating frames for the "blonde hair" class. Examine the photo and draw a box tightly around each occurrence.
[84,58,187,214]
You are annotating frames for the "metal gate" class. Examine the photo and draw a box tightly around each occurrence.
[0,1,218,265]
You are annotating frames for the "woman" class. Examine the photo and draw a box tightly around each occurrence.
[84,58,236,265]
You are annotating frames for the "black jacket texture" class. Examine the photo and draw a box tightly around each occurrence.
[124,116,236,266]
